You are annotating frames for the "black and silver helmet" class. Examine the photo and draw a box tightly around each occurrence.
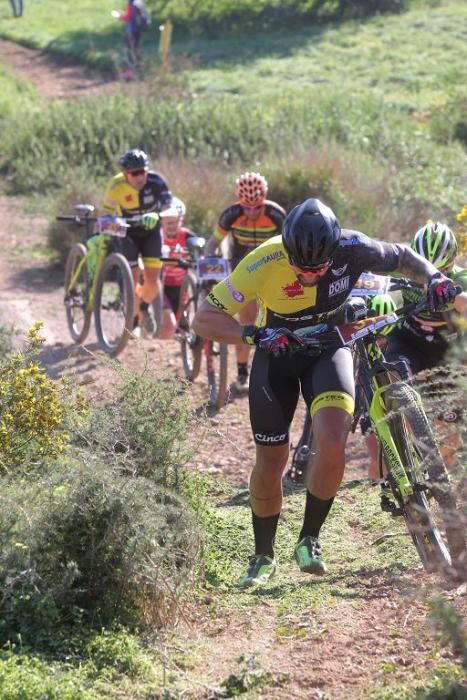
[282,198,341,268]
[119,148,149,171]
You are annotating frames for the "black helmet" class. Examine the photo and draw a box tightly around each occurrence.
[282,198,341,268]
[119,148,149,171]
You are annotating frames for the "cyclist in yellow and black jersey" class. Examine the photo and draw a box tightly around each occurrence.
[204,172,286,392]
[102,148,172,336]
[193,198,459,586]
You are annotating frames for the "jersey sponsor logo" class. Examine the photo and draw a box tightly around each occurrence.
[282,280,304,298]
[329,275,350,296]
[143,195,155,205]
[125,194,133,202]
[254,432,288,444]
[331,264,348,276]
[246,250,285,273]
[225,276,245,303]
[207,291,228,311]
[339,236,360,247]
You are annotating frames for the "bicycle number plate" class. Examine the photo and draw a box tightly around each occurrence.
[196,257,230,281]
[337,313,399,344]
[351,272,390,297]
[95,216,128,238]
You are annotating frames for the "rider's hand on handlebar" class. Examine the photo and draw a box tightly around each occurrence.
[242,325,305,358]
[142,212,159,230]
[427,272,458,311]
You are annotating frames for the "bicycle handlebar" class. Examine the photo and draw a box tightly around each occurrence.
[293,286,461,354]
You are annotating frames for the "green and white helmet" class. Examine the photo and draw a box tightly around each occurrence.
[411,222,458,269]
[368,294,397,336]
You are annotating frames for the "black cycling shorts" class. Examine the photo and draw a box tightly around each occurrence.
[163,285,181,314]
[249,346,355,446]
[384,328,449,375]
[121,227,162,268]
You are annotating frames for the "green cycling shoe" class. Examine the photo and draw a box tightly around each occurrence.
[294,536,327,576]
[240,554,278,588]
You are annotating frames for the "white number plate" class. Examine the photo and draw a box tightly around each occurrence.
[95,215,128,238]
[196,257,230,281]
[351,272,390,297]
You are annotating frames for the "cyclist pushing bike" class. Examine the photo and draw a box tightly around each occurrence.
[101,148,172,338]
[204,172,286,393]
[193,197,459,586]
[384,222,467,467]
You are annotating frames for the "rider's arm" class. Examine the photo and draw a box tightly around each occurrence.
[192,300,244,345]
[205,235,221,256]
[102,177,123,216]
[393,244,439,284]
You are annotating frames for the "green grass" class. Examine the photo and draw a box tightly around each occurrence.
[0,62,39,116]
[178,3,467,110]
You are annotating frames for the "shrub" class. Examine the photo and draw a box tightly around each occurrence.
[75,360,200,486]
[0,323,70,472]
[0,460,201,646]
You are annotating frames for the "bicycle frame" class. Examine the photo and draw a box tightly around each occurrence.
[355,339,415,498]
[66,235,110,312]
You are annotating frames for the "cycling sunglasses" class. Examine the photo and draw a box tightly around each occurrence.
[127,168,147,177]
[288,257,332,274]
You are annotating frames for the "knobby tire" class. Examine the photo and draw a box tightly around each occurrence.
[94,252,134,357]
[64,243,92,344]
[384,382,465,581]
[207,341,229,410]
[179,273,202,381]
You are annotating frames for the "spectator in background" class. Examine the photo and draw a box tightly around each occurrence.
[112,0,151,80]
[9,0,23,17]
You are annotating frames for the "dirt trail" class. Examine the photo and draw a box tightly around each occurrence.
[0,41,465,700]
[0,38,121,99]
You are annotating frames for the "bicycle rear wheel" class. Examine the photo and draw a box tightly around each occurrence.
[64,243,92,344]
[384,382,466,580]
[94,253,134,356]
[178,273,202,381]
[206,341,229,409]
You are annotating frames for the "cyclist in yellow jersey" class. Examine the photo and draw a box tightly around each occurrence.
[193,198,458,586]
[204,172,285,393]
[102,148,172,336]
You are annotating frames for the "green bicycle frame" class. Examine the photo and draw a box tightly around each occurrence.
[363,339,421,500]
[66,235,110,311]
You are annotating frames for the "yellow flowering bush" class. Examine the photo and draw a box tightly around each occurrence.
[455,205,467,256]
[0,322,69,471]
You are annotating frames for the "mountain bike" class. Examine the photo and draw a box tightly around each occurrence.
[162,253,230,410]
[59,204,135,357]
[291,291,466,582]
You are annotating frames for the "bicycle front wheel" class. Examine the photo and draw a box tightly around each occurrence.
[385,382,465,580]
[206,341,229,410]
[178,273,202,381]
[64,243,92,344]
[94,253,135,356]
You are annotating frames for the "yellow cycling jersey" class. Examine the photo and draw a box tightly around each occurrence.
[206,232,401,330]
[102,171,171,217]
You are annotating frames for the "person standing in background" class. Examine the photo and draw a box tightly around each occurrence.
[9,0,23,17]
